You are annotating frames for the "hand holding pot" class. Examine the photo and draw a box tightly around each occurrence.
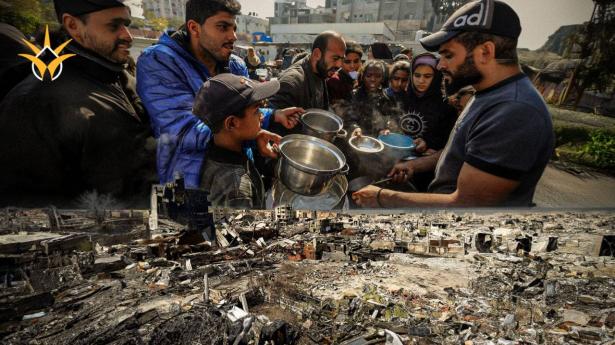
[256,130,282,159]
[274,107,304,129]
[413,137,427,154]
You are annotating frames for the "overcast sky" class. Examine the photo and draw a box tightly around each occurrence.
[237,0,595,50]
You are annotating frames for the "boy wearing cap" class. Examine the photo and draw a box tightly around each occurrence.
[354,0,554,208]
[194,74,280,209]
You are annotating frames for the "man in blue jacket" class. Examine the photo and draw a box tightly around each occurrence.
[137,0,301,188]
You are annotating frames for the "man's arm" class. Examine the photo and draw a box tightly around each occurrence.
[388,151,442,183]
[353,162,519,208]
[136,49,212,153]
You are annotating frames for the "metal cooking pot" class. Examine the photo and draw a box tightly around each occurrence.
[276,134,349,196]
[347,135,389,178]
[378,133,416,167]
[300,109,347,142]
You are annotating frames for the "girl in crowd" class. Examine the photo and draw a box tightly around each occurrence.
[393,52,457,190]
[385,60,412,107]
[345,60,401,137]
[397,52,457,154]
[327,41,363,104]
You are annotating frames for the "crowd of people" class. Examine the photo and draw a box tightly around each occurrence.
[0,0,554,210]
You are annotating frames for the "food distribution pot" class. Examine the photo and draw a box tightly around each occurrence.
[300,109,347,142]
[276,134,349,196]
[378,133,416,167]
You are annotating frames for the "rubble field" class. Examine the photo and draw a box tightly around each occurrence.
[1,207,615,344]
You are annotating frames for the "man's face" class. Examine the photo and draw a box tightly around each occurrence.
[76,7,133,63]
[437,40,483,97]
[342,52,362,74]
[198,11,237,63]
[315,38,345,79]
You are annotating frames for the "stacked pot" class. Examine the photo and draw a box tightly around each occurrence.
[276,109,349,196]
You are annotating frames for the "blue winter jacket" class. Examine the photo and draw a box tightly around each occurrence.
[137,32,273,187]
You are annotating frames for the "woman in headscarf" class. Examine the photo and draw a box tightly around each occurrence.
[395,52,457,154]
[385,60,412,108]
[244,47,262,80]
[391,53,457,191]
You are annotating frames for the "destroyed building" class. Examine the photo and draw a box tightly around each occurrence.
[1,208,615,344]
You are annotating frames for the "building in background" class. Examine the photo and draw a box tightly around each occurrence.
[124,0,145,18]
[331,0,436,41]
[236,14,269,43]
[142,0,187,21]
[270,22,395,45]
[271,0,311,24]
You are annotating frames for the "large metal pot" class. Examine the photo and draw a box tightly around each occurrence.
[300,109,347,142]
[347,135,389,178]
[276,134,349,196]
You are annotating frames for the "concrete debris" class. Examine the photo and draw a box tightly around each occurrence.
[0,208,614,344]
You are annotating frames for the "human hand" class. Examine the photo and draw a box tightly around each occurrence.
[256,130,282,159]
[388,160,416,184]
[413,138,427,154]
[274,107,304,129]
[352,185,384,208]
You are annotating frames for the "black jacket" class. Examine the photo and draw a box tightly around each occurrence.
[397,71,457,150]
[269,54,329,111]
[0,40,156,207]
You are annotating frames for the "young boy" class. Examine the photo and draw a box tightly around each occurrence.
[193,74,281,208]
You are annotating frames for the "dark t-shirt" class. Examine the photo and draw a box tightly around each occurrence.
[428,74,554,206]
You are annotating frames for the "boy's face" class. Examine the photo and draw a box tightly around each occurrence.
[233,102,263,140]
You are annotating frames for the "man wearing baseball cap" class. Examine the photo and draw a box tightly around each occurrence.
[0,0,157,207]
[196,74,280,209]
[354,0,554,208]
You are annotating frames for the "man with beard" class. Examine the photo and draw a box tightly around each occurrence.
[268,31,346,112]
[137,0,302,188]
[353,0,554,208]
[0,0,157,207]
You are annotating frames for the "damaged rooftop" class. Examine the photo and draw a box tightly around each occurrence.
[1,206,615,344]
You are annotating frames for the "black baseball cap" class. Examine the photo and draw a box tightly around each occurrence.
[420,0,521,52]
[54,0,127,21]
[193,74,280,127]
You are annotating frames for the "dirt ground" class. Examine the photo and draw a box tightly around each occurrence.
[534,163,615,208]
